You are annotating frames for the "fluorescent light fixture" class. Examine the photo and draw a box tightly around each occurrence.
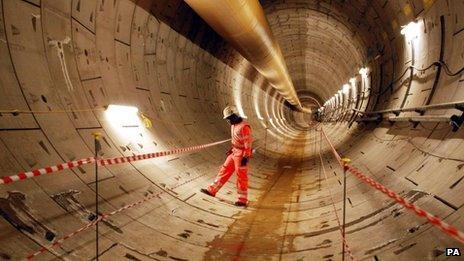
[359,67,369,77]
[105,104,140,127]
[400,21,420,41]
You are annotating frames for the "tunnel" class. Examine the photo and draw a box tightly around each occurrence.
[0,0,464,260]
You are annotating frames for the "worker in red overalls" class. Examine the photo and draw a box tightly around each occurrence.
[201,106,252,206]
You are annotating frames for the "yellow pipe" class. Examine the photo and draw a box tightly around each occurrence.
[184,0,304,110]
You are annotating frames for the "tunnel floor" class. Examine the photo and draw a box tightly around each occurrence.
[205,132,309,259]
[75,128,347,261]
[176,129,351,260]
[2,123,459,260]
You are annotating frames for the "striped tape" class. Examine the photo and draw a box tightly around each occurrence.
[318,134,355,260]
[1,139,229,185]
[346,165,464,244]
[0,158,95,185]
[97,139,229,167]
[26,216,103,259]
[26,173,207,259]
[24,140,229,259]
[320,127,464,245]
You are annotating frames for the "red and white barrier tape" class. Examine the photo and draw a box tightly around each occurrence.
[27,173,207,259]
[346,165,464,244]
[26,216,103,259]
[0,157,95,185]
[318,136,355,260]
[97,139,229,166]
[320,128,341,163]
[320,127,464,244]
[1,139,229,185]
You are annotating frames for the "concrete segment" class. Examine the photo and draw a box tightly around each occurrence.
[0,0,463,260]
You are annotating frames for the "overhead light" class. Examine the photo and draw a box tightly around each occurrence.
[105,104,140,127]
[400,21,420,41]
[359,67,369,77]
[342,85,350,94]
[106,104,138,114]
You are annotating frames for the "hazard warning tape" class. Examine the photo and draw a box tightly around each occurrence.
[1,139,229,185]
[26,173,207,259]
[346,165,464,244]
[26,216,103,259]
[0,157,96,185]
[317,135,355,260]
[320,127,464,244]
[97,139,229,166]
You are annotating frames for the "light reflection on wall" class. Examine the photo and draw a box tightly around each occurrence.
[104,105,156,154]
[252,80,265,121]
[233,74,247,118]
[106,105,140,127]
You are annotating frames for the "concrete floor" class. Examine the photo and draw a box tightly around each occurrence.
[0,0,464,260]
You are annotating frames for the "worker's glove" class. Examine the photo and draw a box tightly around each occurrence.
[240,157,249,166]
[226,148,232,155]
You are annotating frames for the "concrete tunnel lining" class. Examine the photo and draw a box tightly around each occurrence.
[0,0,464,260]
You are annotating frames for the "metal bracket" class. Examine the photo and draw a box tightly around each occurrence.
[450,105,464,132]
[414,109,425,115]
[376,114,383,124]
[451,113,464,132]
[409,119,420,128]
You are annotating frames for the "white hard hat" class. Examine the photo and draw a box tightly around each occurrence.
[223,105,237,119]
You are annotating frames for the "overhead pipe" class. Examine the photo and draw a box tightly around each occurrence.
[184,0,309,112]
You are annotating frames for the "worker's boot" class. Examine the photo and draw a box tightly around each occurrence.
[234,201,247,207]
[200,188,214,197]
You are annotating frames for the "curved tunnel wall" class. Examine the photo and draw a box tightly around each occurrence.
[0,0,463,260]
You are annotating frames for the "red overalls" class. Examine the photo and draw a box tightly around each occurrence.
[207,121,252,204]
